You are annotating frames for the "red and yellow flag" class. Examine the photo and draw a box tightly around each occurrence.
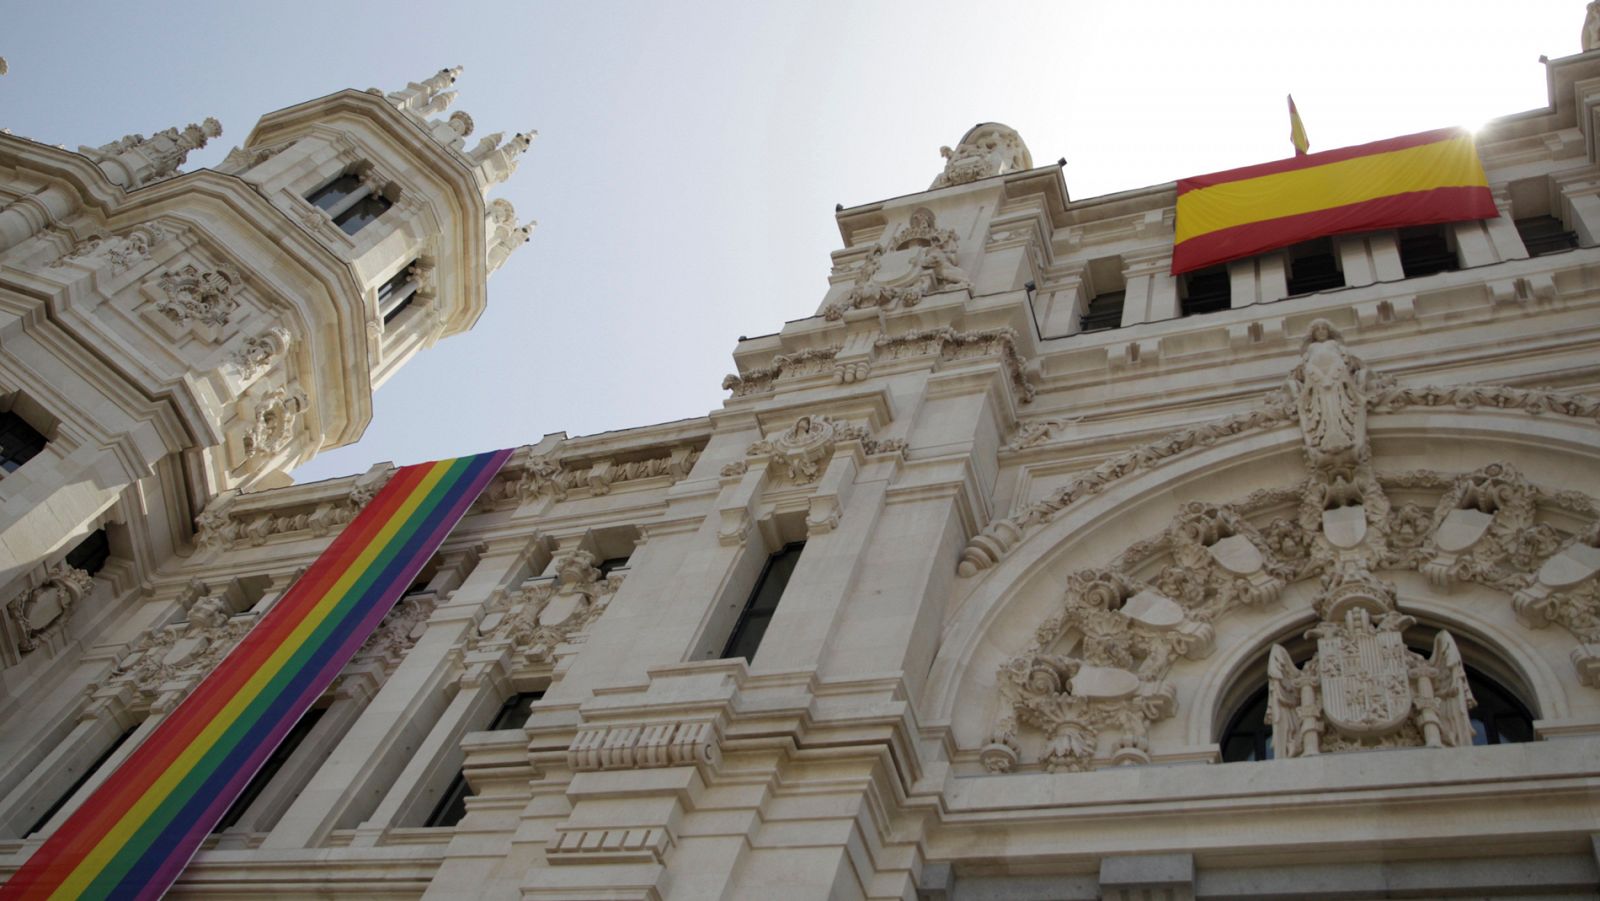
[1171,127,1497,276]
[1288,95,1309,156]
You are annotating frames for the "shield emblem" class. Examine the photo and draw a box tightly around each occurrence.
[1318,628,1412,736]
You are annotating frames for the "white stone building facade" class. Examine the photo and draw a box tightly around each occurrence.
[1,34,1599,901]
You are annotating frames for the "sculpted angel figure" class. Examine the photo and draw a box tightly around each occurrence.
[1288,319,1369,466]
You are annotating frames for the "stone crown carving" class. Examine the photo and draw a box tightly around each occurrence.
[746,415,904,484]
[931,122,1032,189]
[155,264,241,327]
[823,207,971,320]
[8,564,95,655]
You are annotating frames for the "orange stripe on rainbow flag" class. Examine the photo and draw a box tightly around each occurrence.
[1171,127,1496,276]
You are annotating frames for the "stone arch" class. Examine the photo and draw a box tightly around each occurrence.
[925,405,1600,770]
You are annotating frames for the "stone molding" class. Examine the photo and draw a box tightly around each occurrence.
[194,466,394,551]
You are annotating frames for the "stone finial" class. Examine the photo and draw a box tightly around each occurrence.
[930,122,1033,189]
[475,130,536,188]
[387,66,464,114]
[486,198,535,273]
[1586,2,1600,52]
[81,117,223,189]
[0,58,8,76]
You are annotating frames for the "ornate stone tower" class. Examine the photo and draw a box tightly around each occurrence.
[0,66,532,664]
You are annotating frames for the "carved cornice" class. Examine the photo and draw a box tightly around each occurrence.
[478,445,702,509]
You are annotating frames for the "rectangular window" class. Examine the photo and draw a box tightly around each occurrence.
[213,706,327,833]
[334,194,392,236]
[421,691,545,830]
[1179,266,1230,316]
[487,691,543,731]
[1398,225,1458,278]
[1515,215,1578,257]
[0,411,47,474]
[721,543,804,663]
[1080,290,1125,332]
[27,724,139,837]
[306,173,362,211]
[64,529,110,577]
[1285,238,1345,295]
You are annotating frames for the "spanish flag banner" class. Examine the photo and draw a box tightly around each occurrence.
[0,449,511,901]
[1172,127,1496,276]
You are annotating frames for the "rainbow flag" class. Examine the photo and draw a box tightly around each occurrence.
[1,450,511,900]
[1172,127,1497,275]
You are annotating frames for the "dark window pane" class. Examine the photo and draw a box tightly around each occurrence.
[334,193,392,236]
[0,411,47,473]
[596,556,631,579]
[64,530,110,577]
[1081,290,1125,332]
[488,692,544,731]
[1398,225,1458,277]
[214,706,327,832]
[377,265,413,304]
[721,543,804,662]
[1286,239,1345,295]
[1515,215,1578,257]
[27,724,139,837]
[423,771,471,828]
[1180,266,1230,316]
[306,173,361,211]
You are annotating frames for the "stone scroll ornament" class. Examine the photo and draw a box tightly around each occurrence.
[1,450,511,901]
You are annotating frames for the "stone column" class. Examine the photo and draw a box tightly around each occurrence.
[0,691,136,837]
[348,650,510,843]
[1120,248,1177,326]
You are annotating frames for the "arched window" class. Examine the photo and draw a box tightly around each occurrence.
[1219,636,1536,763]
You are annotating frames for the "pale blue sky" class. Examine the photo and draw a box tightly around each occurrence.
[0,1,1578,482]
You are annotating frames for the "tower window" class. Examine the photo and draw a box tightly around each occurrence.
[487,691,543,731]
[1285,238,1345,295]
[422,771,472,828]
[1080,290,1125,332]
[0,411,47,474]
[1397,225,1458,278]
[334,193,392,236]
[306,173,362,212]
[721,543,804,663]
[1514,215,1578,257]
[1179,266,1230,316]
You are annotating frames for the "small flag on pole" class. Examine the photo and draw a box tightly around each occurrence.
[1288,94,1310,156]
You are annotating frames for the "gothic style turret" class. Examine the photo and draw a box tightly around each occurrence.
[0,68,536,680]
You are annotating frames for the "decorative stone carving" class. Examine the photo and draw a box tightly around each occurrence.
[154,264,241,327]
[984,568,1214,772]
[49,223,167,275]
[216,140,293,175]
[1586,1,1600,52]
[1287,321,1372,469]
[1417,462,1541,588]
[1512,522,1600,645]
[1266,566,1474,757]
[567,720,719,771]
[8,564,95,654]
[80,118,222,188]
[1006,417,1081,451]
[486,196,536,271]
[194,468,393,551]
[822,208,972,319]
[745,415,900,485]
[931,123,1032,189]
[105,591,253,706]
[869,326,1035,404]
[471,551,622,664]
[228,325,292,383]
[349,591,438,674]
[722,346,841,396]
[960,396,1294,575]
[241,388,307,462]
[483,447,702,508]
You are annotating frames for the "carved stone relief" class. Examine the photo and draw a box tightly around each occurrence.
[961,321,1600,576]
[7,564,95,655]
[153,263,242,328]
[1266,566,1474,757]
[195,468,393,551]
[745,415,904,485]
[48,223,167,275]
[228,325,292,384]
[480,446,702,508]
[105,588,253,710]
[980,321,1600,770]
[241,388,307,463]
[470,550,623,665]
[822,208,972,320]
[930,123,1032,189]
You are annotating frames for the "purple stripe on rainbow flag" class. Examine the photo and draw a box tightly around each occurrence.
[1,449,510,901]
